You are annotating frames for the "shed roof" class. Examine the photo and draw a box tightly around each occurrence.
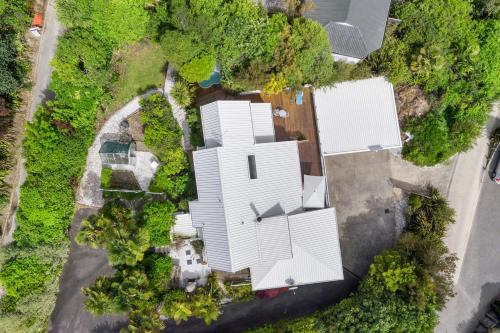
[305,0,391,59]
[313,77,402,155]
[99,141,131,154]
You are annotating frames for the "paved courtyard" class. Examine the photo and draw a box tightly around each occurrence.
[324,150,397,276]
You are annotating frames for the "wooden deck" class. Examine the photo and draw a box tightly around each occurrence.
[196,86,323,176]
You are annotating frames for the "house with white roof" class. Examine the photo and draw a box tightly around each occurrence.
[189,100,343,290]
[313,77,402,156]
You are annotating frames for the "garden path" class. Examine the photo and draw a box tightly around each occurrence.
[77,89,161,208]
[164,65,192,150]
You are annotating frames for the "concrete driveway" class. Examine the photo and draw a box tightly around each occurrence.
[324,150,397,276]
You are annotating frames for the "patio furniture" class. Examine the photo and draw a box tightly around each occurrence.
[273,108,289,118]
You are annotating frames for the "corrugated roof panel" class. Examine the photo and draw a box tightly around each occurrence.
[250,208,343,290]
[217,101,255,147]
[200,102,222,148]
[256,216,292,263]
[250,103,275,144]
[218,141,303,271]
[313,77,402,155]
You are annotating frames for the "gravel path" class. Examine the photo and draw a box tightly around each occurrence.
[164,66,191,150]
[77,89,161,208]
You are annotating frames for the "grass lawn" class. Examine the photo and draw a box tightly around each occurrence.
[105,40,167,116]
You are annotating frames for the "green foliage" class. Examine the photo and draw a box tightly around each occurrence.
[402,112,451,166]
[140,93,182,158]
[406,185,455,241]
[77,203,150,266]
[139,93,193,200]
[171,80,196,108]
[158,0,336,91]
[142,253,173,288]
[57,0,149,47]
[186,107,204,147]
[161,274,223,325]
[0,256,54,312]
[101,167,113,189]
[367,0,500,165]
[0,0,154,330]
[0,0,31,99]
[180,54,216,83]
[140,201,176,247]
[224,283,255,303]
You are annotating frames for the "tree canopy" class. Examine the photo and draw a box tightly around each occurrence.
[156,0,335,91]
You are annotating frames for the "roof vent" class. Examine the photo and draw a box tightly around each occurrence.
[256,216,262,223]
[285,277,295,286]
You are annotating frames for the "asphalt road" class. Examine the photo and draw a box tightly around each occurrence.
[436,158,500,332]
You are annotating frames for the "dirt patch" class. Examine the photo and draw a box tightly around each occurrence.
[395,85,430,127]
[127,112,147,151]
[110,170,141,191]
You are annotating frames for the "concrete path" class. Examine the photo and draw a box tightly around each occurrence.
[2,0,63,244]
[445,104,500,284]
[436,164,500,332]
[77,89,161,208]
[164,66,191,150]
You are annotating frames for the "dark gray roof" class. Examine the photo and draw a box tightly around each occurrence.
[306,0,391,59]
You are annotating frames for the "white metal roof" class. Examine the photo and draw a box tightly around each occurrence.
[200,101,275,148]
[313,77,402,155]
[191,100,343,288]
[250,208,343,290]
[303,175,326,209]
[256,215,293,263]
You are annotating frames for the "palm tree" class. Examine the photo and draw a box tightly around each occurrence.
[76,215,110,249]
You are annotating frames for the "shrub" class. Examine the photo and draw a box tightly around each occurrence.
[140,201,176,247]
[224,283,255,303]
[0,256,53,312]
[140,93,183,160]
[171,80,196,107]
[179,53,216,83]
[142,253,173,288]
[100,167,112,189]
[405,185,455,242]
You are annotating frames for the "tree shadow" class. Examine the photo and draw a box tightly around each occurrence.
[456,282,500,333]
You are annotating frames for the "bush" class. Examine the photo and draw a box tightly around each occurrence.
[179,54,216,83]
[100,167,112,189]
[142,253,173,288]
[140,93,182,159]
[224,283,255,303]
[0,256,54,312]
[171,80,196,108]
[140,201,176,247]
[405,185,455,242]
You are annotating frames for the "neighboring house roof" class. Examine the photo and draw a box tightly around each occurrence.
[189,101,343,290]
[305,0,391,59]
[250,208,343,290]
[313,77,402,155]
